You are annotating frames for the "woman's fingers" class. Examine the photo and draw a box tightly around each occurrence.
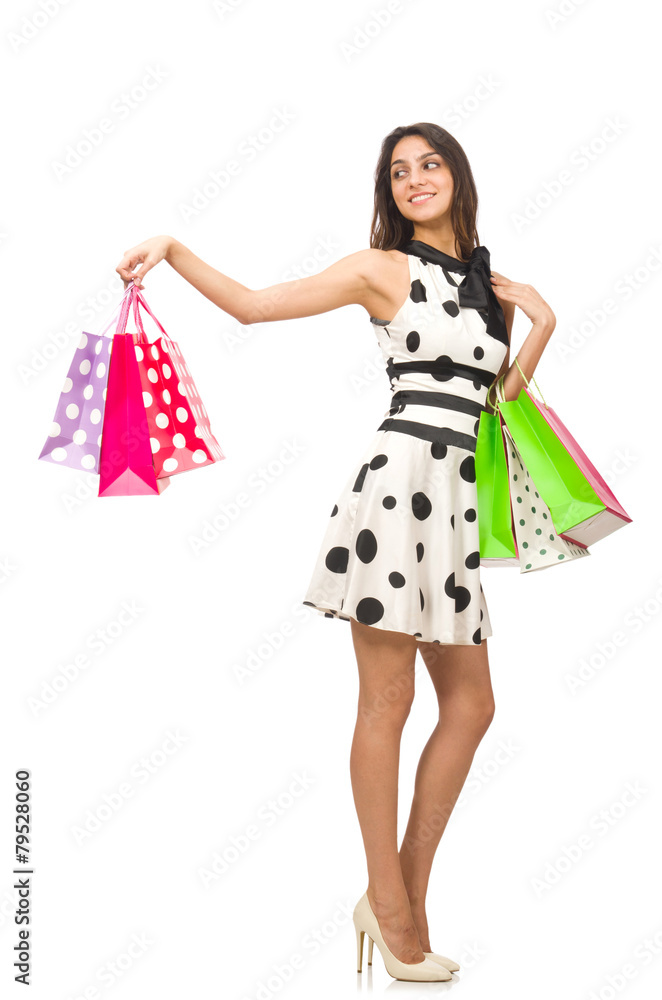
[490,277,554,329]
[116,236,170,289]
[117,252,148,288]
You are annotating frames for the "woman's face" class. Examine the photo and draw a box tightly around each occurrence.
[389,134,454,225]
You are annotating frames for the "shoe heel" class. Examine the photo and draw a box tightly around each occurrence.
[352,890,450,982]
[355,925,365,972]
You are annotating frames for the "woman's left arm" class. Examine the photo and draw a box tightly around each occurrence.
[488,269,556,403]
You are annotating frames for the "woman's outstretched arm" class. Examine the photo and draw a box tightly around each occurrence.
[116,235,376,326]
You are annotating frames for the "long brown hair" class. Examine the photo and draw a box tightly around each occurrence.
[369,123,480,261]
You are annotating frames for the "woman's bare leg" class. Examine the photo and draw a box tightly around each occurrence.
[349,616,425,964]
[398,638,495,951]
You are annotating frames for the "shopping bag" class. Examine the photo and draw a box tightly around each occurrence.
[524,390,632,546]
[128,286,225,479]
[38,291,128,473]
[98,291,170,497]
[494,363,631,544]
[476,406,517,562]
[476,378,590,572]
[501,422,591,573]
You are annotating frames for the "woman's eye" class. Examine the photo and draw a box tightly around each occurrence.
[392,160,439,180]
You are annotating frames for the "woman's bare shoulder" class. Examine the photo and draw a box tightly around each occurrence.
[348,246,408,282]
[344,248,410,319]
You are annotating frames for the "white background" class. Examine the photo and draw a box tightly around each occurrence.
[2,0,661,997]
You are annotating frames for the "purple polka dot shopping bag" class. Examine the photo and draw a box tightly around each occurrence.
[38,290,125,474]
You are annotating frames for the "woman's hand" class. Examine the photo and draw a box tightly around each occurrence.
[116,235,173,290]
[490,270,556,333]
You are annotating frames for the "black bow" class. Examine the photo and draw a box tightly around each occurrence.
[401,241,509,347]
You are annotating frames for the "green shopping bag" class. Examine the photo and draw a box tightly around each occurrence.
[476,402,516,560]
[495,374,605,536]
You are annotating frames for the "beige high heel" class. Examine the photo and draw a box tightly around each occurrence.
[368,939,460,972]
[353,892,451,982]
[424,951,461,972]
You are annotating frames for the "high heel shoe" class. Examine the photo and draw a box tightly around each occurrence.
[367,938,460,973]
[353,892,451,982]
[424,951,461,973]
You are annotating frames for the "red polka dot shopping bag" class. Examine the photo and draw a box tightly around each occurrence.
[128,285,225,480]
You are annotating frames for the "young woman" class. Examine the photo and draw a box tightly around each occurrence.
[116,122,556,983]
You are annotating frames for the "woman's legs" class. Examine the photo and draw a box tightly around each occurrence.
[398,638,496,951]
[348,616,425,964]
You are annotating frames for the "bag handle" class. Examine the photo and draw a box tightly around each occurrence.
[99,282,136,338]
[130,286,172,342]
[489,356,549,412]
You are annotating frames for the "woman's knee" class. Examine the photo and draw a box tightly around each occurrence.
[444,690,496,736]
[357,671,416,727]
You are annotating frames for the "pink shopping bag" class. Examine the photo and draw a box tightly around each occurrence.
[98,291,170,497]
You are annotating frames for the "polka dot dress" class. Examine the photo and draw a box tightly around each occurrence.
[302,242,510,646]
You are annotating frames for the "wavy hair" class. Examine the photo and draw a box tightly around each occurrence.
[369,123,480,261]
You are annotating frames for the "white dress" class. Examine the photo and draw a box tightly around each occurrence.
[302,241,510,645]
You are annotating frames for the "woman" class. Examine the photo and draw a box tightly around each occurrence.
[116,122,556,983]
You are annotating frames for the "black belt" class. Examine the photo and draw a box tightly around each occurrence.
[376,417,480,452]
[385,357,496,389]
[389,388,487,418]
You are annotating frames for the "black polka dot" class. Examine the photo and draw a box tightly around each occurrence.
[444,572,471,613]
[330,504,338,516]
[410,279,427,303]
[465,551,480,569]
[412,492,432,521]
[370,454,388,470]
[474,419,480,435]
[356,597,384,625]
[459,455,476,482]
[356,529,377,563]
[419,588,425,611]
[352,464,369,492]
[389,572,405,588]
[473,346,484,360]
[472,628,482,644]
[473,380,481,390]
[450,514,455,529]
[416,542,424,562]
[382,495,396,509]
[325,547,349,573]
[432,354,453,382]
[464,508,476,522]
[431,441,448,459]
[442,299,459,317]
[406,330,420,352]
